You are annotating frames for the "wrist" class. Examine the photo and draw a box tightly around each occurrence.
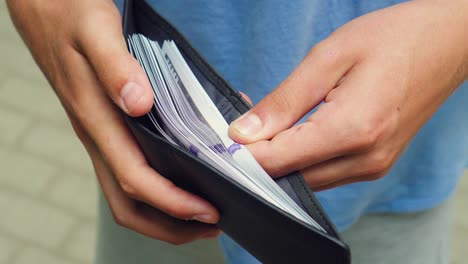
[415,0,468,78]
[446,1,468,80]
[457,13,468,79]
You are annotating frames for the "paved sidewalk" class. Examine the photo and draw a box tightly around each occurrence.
[0,1,466,264]
[0,3,96,264]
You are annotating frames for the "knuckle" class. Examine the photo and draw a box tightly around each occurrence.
[366,171,387,181]
[307,39,342,68]
[81,8,119,33]
[308,41,330,62]
[118,177,138,198]
[111,208,131,228]
[265,165,283,178]
[366,150,393,175]
[167,236,191,246]
[267,167,284,178]
[69,100,97,132]
[350,120,381,150]
[350,110,400,151]
[69,119,89,144]
[265,159,291,178]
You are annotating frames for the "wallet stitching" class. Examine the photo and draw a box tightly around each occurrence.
[218,98,230,113]
[295,176,333,233]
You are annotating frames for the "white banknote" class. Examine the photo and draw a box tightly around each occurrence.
[128,34,324,232]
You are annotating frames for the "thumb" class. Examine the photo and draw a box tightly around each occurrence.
[229,43,354,144]
[76,7,153,116]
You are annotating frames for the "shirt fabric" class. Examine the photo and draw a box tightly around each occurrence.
[117,0,467,263]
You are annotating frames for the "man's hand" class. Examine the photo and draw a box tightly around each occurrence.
[7,0,220,244]
[229,0,467,191]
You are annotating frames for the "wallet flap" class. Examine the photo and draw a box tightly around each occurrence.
[123,1,350,263]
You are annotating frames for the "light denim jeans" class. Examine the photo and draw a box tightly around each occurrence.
[95,193,452,264]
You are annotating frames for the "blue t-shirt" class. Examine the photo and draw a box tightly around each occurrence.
[118,0,467,262]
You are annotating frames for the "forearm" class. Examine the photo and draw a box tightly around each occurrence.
[414,0,468,79]
[444,0,468,79]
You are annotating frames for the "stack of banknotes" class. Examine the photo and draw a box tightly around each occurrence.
[127,34,324,231]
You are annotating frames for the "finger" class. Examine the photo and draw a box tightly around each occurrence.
[74,5,153,116]
[247,62,394,177]
[311,168,390,192]
[64,47,219,224]
[229,39,356,144]
[312,177,371,192]
[246,99,363,177]
[311,147,406,191]
[66,116,220,242]
[239,91,253,106]
[300,150,393,189]
[91,147,220,244]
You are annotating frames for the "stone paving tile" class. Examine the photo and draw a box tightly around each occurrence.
[0,70,6,85]
[12,247,76,264]
[0,106,31,146]
[0,189,76,249]
[0,77,70,126]
[0,8,22,48]
[457,174,468,193]
[0,234,18,264]
[46,172,98,219]
[0,75,50,101]
[64,224,96,264]
[451,173,468,264]
[451,224,468,264]
[20,123,93,173]
[0,8,43,82]
[0,0,6,13]
[0,41,43,82]
[0,0,8,14]
[0,5,12,34]
[0,148,56,196]
[453,188,468,229]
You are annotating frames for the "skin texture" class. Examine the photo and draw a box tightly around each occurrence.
[229,0,468,191]
[7,0,467,243]
[7,0,220,244]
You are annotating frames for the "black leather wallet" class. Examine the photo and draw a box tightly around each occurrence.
[122,1,350,263]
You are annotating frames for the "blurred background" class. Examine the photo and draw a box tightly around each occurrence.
[0,1,466,264]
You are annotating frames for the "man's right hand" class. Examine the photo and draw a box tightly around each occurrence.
[7,0,220,244]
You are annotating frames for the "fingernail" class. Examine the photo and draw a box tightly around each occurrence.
[192,214,217,224]
[231,113,263,137]
[120,82,144,113]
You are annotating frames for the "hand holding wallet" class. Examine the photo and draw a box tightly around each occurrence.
[123,1,350,263]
